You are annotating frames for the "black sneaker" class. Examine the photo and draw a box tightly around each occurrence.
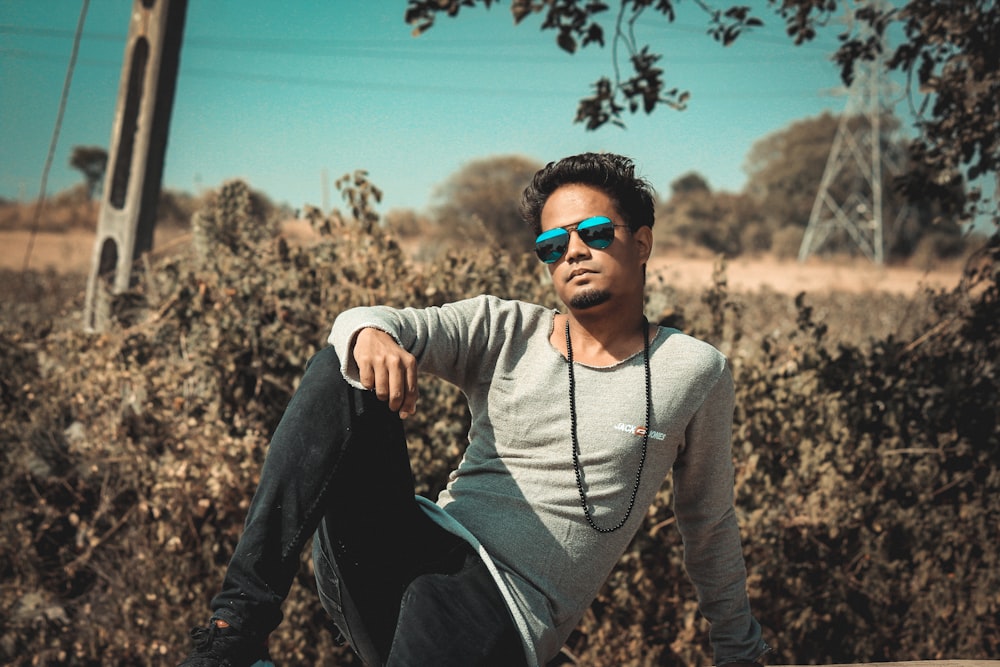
[179,619,273,667]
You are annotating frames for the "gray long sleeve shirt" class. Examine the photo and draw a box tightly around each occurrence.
[329,295,766,666]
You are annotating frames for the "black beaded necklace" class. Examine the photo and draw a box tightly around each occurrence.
[565,317,652,533]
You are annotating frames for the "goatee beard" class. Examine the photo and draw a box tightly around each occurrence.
[569,288,611,310]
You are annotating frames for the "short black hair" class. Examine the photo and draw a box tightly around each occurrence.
[519,152,656,237]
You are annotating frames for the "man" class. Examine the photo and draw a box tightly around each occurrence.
[180,153,769,666]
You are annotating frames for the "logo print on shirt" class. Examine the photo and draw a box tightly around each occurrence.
[614,422,666,441]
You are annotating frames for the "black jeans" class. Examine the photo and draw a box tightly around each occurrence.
[210,346,526,666]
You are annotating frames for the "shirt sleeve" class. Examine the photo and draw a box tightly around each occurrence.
[327,294,501,391]
[672,361,767,664]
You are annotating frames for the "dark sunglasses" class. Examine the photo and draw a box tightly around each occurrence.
[534,216,629,263]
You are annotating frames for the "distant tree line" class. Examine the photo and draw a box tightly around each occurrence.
[399,112,976,265]
[61,110,978,267]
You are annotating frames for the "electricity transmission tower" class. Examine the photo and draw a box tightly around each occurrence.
[798,4,908,265]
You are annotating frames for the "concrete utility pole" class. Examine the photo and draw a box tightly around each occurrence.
[797,1,907,265]
[84,0,187,331]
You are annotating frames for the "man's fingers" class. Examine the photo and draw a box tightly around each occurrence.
[382,360,407,412]
[372,363,392,403]
[399,363,419,419]
[358,360,377,392]
[352,328,419,417]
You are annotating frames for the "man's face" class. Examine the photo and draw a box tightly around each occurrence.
[539,183,652,312]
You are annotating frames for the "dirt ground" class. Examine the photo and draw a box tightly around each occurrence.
[647,253,962,295]
[2,227,191,276]
[1,227,964,295]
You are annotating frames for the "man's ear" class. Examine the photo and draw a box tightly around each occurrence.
[634,225,653,264]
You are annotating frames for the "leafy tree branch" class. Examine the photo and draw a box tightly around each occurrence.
[403,0,999,224]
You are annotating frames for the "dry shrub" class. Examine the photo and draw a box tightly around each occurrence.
[1,177,997,665]
[0,178,552,665]
[731,241,1000,662]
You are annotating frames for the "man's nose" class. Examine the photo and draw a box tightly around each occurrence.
[564,229,591,260]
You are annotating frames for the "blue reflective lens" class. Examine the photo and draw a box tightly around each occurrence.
[576,216,615,249]
[534,227,570,263]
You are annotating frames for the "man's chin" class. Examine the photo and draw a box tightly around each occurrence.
[568,289,612,310]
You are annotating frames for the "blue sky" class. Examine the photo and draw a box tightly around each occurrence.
[2,1,871,215]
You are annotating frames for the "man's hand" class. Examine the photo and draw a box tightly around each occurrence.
[352,327,419,419]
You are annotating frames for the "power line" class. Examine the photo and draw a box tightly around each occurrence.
[1,41,817,69]
[1,44,832,100]
[0,23,122,41]
[638,21,839,52]
[0,46,118,66]
[20,0,90,274]
[1,20,837,62]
